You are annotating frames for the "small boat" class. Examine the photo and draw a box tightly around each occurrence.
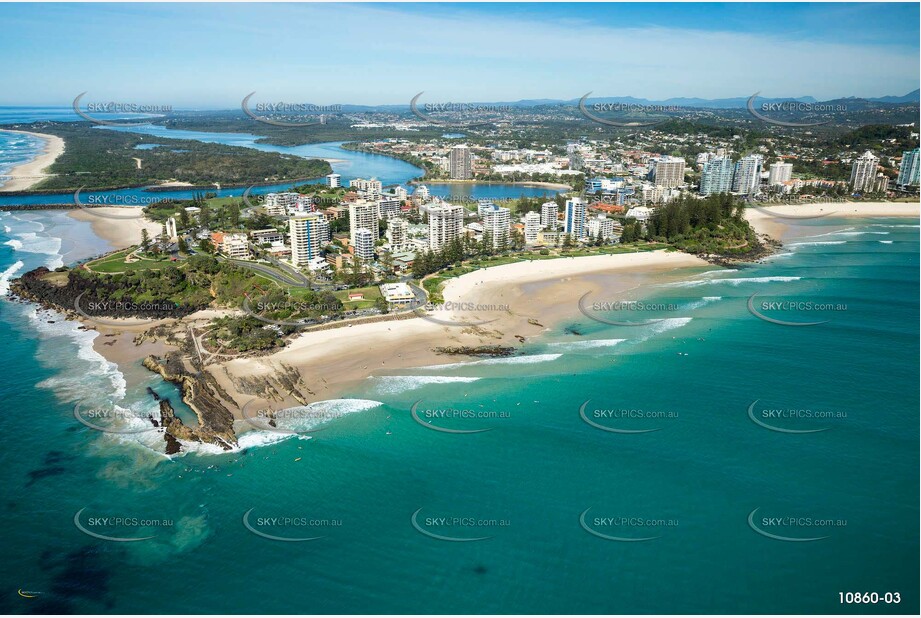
[294,457,302,462]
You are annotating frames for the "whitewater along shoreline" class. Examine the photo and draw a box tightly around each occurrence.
[12,199,916,453]
[744,201,920,239]
[0,129,66,192]
[152,250,710,442]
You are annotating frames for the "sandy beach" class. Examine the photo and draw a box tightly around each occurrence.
[204,250,709,416]
[745,201,920,238]
[0,129,65,191]
[68,207,163,249]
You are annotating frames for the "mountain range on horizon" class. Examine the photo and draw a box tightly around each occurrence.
[2,90,918,113]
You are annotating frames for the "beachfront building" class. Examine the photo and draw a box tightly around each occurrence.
[849,151,880,192]
[523,211,542,245]
[353,228,375,261]
[625,206,653,223]
[541,201,559,230]
[380,282,416,305]
[586,214,615,241]
[650,156,686,188]
[349,200,380,246]
[326,173,341,188]
[875,173,890,193]
[481,204,511,249]
[768,161,793,186]
[449,145,472,180]
[289,213,325,266]
[732,154,764,196]
[429,204,465,251]
[386,218,409,252]
[897,148,920,188]
[564,197,587,240]
[699,157,734,196]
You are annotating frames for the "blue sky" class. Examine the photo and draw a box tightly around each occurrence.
[0,2,918,107]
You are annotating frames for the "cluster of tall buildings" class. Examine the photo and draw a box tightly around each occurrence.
[699,154,766,196]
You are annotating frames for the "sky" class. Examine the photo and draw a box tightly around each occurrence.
[0,2,918,107]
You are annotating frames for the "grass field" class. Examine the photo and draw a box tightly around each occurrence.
[85,249,177,274]
[333,285,382,310]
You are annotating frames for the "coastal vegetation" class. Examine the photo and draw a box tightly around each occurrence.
[2,121,332,191]
[628,193,760,256]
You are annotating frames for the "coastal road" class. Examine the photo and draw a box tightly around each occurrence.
[220,256,311,288]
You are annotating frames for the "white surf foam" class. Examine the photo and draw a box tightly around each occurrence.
[546,339,627,351]
[28,305,127,401]
[370,375,480,395]
[664,276,801,288]
[683,296,722,310]
[0,259,24,295]
[5,231,63,268]
[789,240,847,247]
[424,353,563,370]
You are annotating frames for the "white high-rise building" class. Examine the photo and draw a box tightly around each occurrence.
[349,178,383,198]
[768,161,793,185]
[523,211,542,245]
[586,214,615,241]
[386,218,408,252]
[481,204,511,249]
[897,148,920,187]
[349,200,380,246]
[849,151,880,192]
[563,197,586,240]
[651,156,686,188]
[353,228,375,261]
[428,204,465,251]
[265,192,302,216]
[414,185,430,202]
[379,197,402,219]
[732,154,764,196]
[700,157,734,196]
[449,145,472,180]
[326,173,341,188]
[540,201,559,230]
[289,213,325,266]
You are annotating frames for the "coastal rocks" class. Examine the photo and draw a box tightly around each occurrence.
[142,353,238,451]
[9,265,201,321]
[434,345,516,357]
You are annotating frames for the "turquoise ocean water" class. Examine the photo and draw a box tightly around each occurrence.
[0,118,917,614]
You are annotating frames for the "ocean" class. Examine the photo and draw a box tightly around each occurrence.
[0,119,917,614]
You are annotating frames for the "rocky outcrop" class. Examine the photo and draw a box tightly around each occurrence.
[434,345,517,357]
[143,353,237,451]
[10,266,202,321]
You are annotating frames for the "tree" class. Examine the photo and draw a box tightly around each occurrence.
[140,229,151,252]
